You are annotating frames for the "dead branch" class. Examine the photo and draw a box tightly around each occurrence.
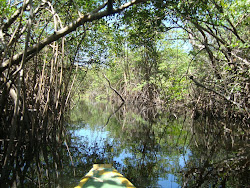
[189,75,249,115]
[103,74,125,103]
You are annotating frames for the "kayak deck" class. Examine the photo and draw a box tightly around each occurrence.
[75,164,135,188]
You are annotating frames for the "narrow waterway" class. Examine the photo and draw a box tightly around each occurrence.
[1,100,248,187]
[68,100,249,187]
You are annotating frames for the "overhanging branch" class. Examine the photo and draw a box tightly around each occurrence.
[0,0,146,73]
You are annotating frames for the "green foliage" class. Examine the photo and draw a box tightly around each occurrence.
[0,1,16,18]
[77,2,192,104]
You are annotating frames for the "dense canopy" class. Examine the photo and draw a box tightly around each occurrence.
[0,0,249,187]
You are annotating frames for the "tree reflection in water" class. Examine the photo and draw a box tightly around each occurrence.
[180,118,249,187]
[1,100,249,187]
[69,101,188,188]
[69,101,249,188]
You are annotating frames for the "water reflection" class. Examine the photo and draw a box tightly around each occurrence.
[1,100,248,187]
[180,118,250,187]
[69,100,249,188]
[69,101,192,187]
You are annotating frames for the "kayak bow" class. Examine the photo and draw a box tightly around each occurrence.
[75,164,135,188]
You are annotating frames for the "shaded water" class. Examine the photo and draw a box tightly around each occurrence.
[1,100,248,187]
[68,101,249,187]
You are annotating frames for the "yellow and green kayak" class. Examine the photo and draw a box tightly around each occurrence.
[75,164,135,188]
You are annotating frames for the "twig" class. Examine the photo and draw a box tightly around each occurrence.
[103,74,125,103]
[189,75,249,115]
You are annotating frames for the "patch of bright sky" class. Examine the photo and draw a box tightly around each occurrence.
[162,20,193,53]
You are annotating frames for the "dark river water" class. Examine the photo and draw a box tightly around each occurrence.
[67,100,249,188]
[2,100,248,187]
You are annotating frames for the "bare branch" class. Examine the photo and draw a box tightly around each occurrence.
[1,0,30,31]
[189,75,249,114]
[231,52,250,67]
[103,74,125,103]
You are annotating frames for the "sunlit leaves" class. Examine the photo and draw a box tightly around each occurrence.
[0,1,17,20]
